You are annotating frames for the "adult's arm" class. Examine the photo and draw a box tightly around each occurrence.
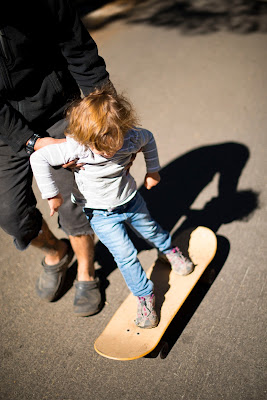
[0,97,35,153]
[0,98,66,153]
[53,0,110,95]
[0,0,110,154]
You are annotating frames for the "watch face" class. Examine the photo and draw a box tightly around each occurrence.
[26,146,33,154]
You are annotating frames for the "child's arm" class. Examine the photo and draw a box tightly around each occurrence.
[30,141,75,214]
[48,193,64,217]
[34,137,84,171]
[138,129,161,189]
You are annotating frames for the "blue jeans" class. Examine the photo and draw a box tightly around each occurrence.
[84,192,172,297]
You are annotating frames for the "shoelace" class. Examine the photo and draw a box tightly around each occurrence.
[168,246,186,263]
[138,295,154,316]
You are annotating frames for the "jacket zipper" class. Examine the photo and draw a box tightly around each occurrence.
[0,29,13,91]
[0,31,8,60]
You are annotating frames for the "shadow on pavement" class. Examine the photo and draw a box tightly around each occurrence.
[93,141,259,345]
[146,234,230,358]
[73,0,115,15]
[127,0,267,35]
[74,0,267,34]
[96,141,259,275]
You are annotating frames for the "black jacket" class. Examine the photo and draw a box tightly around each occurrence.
[0,0,109,154]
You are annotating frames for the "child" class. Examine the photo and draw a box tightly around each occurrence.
[30,84,193,328]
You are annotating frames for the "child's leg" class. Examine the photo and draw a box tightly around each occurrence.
[86,208,158,328]
[126,192,194,276]
[125,193,172,252]
[86,209,153,297]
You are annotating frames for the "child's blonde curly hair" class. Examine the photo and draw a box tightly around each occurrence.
[65,83,139,154]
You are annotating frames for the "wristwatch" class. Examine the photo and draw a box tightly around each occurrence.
[26,134,41,155]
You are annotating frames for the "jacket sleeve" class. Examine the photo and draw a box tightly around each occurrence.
[0,97,35,154]
[54,0,109,95]
[0,0,109,154]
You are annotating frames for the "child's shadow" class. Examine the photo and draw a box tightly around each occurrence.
[95,141,259,278]
[92,141,260,355]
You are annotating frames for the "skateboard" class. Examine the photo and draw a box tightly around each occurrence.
[94,226,217,360]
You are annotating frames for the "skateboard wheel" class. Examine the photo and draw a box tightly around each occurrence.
[159,342,169,359]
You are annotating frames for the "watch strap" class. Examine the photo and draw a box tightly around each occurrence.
[26,134,41,155]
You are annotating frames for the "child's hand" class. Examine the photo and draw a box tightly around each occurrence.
[48,194,64,216]
[144,172,161,190]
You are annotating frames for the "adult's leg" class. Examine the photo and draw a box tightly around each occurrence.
[0,133,99,312]
[46,120,101,315]
[69,234,95,281]
[0,140,75,294]
[47,120,96,282]
[31,219,68,265]
[0,142,65,261]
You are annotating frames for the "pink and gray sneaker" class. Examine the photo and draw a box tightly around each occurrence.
[164,247,194,276]
[135,293,158,329]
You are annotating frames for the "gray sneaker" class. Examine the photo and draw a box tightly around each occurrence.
[165,247,194,276]
[135,293,158,329]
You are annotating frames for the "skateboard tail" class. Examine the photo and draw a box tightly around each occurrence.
[94,342,154,361]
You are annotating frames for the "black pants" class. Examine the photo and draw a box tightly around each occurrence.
[0,119,92,250]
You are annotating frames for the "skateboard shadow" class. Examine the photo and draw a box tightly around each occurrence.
[146,233,230,358]
[150,259,171,319]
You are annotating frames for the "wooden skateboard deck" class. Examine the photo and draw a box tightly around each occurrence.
[94,226,217,360]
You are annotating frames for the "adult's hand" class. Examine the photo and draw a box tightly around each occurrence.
[62,159,85,170]
[66,152,137,172]
[33,137,66,151]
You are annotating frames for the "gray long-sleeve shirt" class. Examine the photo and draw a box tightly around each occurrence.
[30,128,160,209]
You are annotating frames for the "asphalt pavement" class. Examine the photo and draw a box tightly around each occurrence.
[0,2,266,400]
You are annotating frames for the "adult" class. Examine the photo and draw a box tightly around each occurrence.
[0,0,111,316]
